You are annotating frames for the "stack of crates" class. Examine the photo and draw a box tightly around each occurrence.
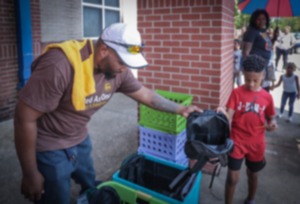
[80,90,200,204]
[138,90,193,167]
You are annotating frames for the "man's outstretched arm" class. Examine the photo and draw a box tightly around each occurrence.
[126,86,201,118]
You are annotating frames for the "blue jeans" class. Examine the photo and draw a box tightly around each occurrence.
[280,92,297,117]
[275,47,288,70]
[36,136,96,204]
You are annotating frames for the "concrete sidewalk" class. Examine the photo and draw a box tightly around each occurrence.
[1,92,300,204]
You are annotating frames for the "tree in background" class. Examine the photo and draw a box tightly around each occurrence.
[271,17,300,32]
[234,2,250,29]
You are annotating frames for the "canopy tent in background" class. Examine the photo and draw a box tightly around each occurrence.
[238,0,300,17]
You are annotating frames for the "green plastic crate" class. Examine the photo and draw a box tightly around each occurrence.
[96,181,167,204]
[139,90,193,134]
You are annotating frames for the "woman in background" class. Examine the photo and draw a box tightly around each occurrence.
[242,9,274,92]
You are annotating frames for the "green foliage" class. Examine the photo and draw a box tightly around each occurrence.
[234,2,250,29]
[270,17,300,32]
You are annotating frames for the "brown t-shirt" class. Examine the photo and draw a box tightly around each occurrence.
[19,46,142,152]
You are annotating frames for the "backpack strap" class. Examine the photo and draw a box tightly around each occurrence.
[190,154,209,173]
[119,153,145,184]
[168,169,190,191]
[168,154,208,192]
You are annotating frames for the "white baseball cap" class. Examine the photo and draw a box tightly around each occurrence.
[101,23,148,69]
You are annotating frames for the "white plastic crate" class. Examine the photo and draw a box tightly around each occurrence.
[138,126,186,161]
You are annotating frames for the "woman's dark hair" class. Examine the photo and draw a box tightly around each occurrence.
[271,26,280,45]
[249,9,270,29]
[243,55,266,73]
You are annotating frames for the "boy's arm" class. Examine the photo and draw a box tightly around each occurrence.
[265,115,277,132]
[226,108,235,124]
[216,107,235,125]
[217,89,236,124]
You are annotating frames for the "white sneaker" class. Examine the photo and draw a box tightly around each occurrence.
[287,117,293,122]
[277,114,282,119]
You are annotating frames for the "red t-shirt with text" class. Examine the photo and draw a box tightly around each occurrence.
[226,85,275,144]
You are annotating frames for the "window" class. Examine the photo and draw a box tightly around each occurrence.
[82,0,121,38]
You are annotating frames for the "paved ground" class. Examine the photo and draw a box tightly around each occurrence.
[0,54,299,204]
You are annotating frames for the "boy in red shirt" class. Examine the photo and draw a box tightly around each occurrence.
[219,55,277,204]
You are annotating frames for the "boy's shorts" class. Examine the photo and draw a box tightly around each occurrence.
[228,141,266,172]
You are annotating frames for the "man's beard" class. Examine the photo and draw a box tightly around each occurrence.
[95,65,116,80]
[104,70,116,80]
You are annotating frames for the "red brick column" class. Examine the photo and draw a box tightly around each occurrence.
[0,0,19,121]
[137,0,235,109]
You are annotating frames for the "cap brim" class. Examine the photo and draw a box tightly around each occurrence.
[105,41,148,69]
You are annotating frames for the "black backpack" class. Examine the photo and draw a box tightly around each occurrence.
[185,110,233,168]
[169,110,234,192]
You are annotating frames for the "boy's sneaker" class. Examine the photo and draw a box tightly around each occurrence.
[276,114,282,119]
[287,117,293,123]
[244,199,256,204]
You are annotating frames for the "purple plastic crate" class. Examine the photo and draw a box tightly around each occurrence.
[138,126,186,161]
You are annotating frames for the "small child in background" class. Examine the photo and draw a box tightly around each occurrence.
[233,39,242,86]
[272,62,300,122]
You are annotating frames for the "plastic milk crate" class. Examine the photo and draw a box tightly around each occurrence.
[96,181,168,204]
[138,126,188,165]
[144,152,189,168]
[139,90,193,134]
[113,154,201,204]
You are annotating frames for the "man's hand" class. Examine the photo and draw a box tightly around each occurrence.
[177,105,202,118]
[265,119,277,132]
[21,171,45,202]
[127,87,202,117]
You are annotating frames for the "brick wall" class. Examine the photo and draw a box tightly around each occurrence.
[220,0,235,107]
[137,0,235,109]
[0,0,18,122]
[31,0,42,58]
[0,0,41,122]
